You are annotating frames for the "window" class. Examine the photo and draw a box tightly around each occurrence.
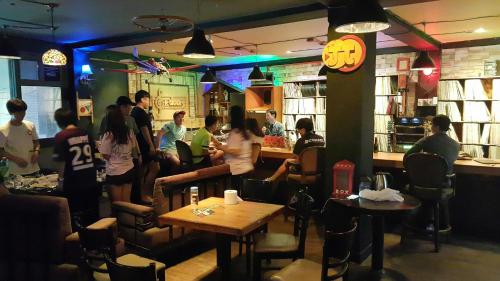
[0,59,13,125]
[21,86,62,138]
[20,60,39,80]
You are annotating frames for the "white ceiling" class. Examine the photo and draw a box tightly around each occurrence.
[111,18,407,67]
[388,0,500,43]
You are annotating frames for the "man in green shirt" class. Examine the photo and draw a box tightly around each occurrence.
[190,115,224,166]
[156,111,187,166]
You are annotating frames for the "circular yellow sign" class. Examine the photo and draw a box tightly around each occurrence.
[322,35,366,73]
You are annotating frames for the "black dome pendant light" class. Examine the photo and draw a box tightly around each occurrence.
[335,0,390,34]
[248,45,265,81]
[410,23,436,73]
[200,68,217,84]
[183,0,215,59]
[0,26,20,60]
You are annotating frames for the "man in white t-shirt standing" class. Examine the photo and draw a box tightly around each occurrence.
[0,99,40,175]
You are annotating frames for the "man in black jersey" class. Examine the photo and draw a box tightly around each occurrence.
[53,108,98,226]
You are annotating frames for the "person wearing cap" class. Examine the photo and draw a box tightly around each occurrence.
[155,110,186,166]
[99,96,140,138]
[131,90,160,202]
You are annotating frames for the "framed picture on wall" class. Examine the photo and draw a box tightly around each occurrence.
[396,57,411,72]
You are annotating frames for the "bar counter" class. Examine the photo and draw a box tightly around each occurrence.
[373,152,500,176]
[261,148,500,177]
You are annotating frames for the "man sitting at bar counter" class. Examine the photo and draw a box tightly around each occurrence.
[404,114,460,173]
[262,109,284,137]
[266,118,325,182]
[0,99,40,176]
[156,110,186,167]
[190,115,224,166]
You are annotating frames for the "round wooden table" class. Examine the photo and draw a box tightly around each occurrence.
[332,194,421,281]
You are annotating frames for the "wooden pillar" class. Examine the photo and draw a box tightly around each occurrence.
[325,15,376,262]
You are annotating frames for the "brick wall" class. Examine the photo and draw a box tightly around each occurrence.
[441,45,500,79]
[216,52,418,87]
[215,61,324,89]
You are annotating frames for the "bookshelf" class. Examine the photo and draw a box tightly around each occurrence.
[437,78,500,159]
[374,76,403,152]
[282,79,326,142]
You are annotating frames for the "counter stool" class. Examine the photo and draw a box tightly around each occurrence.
[401,152,455,252]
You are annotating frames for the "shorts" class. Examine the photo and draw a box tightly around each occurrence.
[106,168,135,185]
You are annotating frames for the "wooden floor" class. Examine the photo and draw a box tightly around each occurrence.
[163,214,500,281]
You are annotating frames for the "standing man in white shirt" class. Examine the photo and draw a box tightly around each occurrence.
[0,99,40,176]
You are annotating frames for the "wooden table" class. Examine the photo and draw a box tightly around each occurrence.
[261,147,294,159]
[158,197,284,280]
[333,194,421,281]
[373,152,500,176]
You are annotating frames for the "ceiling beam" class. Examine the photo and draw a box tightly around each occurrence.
[318,0,437,8]
[383,10,441,51]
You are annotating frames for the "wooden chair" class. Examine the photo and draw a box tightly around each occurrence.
[252,191,314,281]
[286,146,325,215]
[270,221,358,281]
[238,178,273,274]
[402,152,455,252]
[78,227,166,281]
[106,256,157,281]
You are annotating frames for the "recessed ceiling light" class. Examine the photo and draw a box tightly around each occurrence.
[286,50,293,54]
[152,49,156,52]
[474,27,486,33]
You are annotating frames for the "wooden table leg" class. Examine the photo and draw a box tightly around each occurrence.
[216,233,232,280]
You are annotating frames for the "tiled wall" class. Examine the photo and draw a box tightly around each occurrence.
[441,45,500,79]
[215,61,323,89]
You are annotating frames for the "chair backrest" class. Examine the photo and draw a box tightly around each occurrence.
[322,222,358,281]
[106,256,157,281]
[78,227,116,273]
[175,140,194,168]
[404,152,449,188]
[251,143,262,165]
[299,146,326,175]
[241,178,272,203]
[293,191,314,257]
[0,195,73,281]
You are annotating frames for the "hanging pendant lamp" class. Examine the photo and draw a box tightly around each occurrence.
[318,65,328,76]
[411,51,436,71]
[0,26,20,60]
[42,3,66,66]
[335,0,390,33]
[248,65,265,81]
[183,28,215,59]
[200,68,217,84]
[248,45,265,81]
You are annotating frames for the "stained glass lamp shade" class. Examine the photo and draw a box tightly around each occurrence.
[42,49,67,66]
